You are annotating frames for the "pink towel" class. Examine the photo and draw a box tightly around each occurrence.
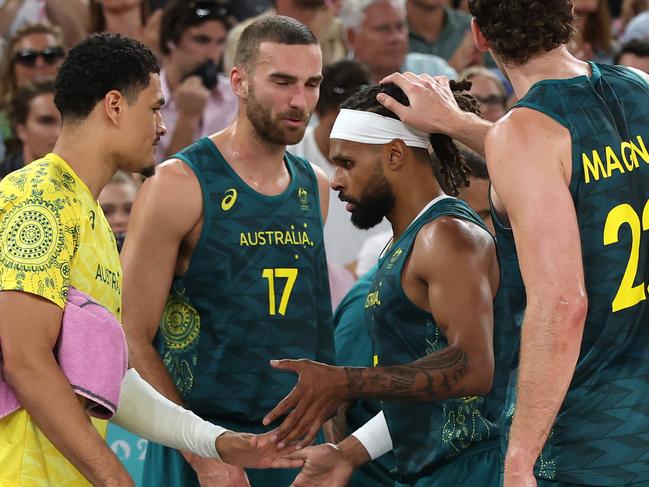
[0,286,128,420]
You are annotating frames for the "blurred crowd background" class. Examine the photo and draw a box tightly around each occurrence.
[1,0,648,316]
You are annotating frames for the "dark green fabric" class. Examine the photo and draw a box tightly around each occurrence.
[367,197,516,484]
[500,62,649,484]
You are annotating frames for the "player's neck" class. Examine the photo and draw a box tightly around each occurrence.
[53,126,117,199]
[505,46,589,99]
[215,114,290,179]
[388,170,444,240]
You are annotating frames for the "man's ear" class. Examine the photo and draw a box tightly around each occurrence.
[386,139,407,171]
[103,90,124,127]
[15,123,27,144]
[230,66,248,99]
[471,18,490,53]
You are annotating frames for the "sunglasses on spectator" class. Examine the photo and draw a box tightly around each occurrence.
[473,94,507,107]
[14,47,65,67]
[188,1,230,19]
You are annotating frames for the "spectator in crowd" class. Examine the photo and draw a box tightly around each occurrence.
[406,0,481,72]
[1,79,60,179]
[571,0,616,62]
[228,0,273,20]
[0,0,88,48]
[615,0,649,37]
[156,0,238,161]
[223,0,346,73]
[0,23,64,161]
[461,66,507,122]
[88,0,163,57]
[616,37,649,71]
[290,59,390,273]
[620,8,649,42]
[342,0,457,84]
[98,170,139,252]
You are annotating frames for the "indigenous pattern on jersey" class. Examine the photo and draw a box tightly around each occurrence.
[334,265,395,487]
[502,62,649,485]
[366,197,515,484]
[144,138,333,486]
[0,153,121,486]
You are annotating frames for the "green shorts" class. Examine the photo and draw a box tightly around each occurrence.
[395,447,502,487]
[537,480,641,487]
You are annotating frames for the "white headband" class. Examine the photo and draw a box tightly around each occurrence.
[330,109,430,149]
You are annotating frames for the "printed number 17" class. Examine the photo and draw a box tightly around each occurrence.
[262,268,298,316]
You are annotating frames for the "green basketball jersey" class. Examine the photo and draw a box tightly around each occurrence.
[154,137,334,423]
[334,265,395,487]
[366,197,516,484]
[501,62,649,484]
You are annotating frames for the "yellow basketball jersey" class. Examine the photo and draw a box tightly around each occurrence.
[0,153,122,486]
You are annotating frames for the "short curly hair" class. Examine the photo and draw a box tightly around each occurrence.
[54,33,159,121]
[469,0,574,65]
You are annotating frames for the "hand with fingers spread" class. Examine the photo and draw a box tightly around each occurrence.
[263,359,350,448]
[288,443,355,487]
[216,431,306,470]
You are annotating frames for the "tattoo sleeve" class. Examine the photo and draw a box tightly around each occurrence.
[344,347,469,402]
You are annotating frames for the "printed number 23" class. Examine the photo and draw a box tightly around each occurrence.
[604,202,649,312]
[262,268,298,316]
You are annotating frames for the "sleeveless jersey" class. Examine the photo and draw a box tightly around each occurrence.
[501,62,649,484]
[366,197,516,484]
[152,137,334,428]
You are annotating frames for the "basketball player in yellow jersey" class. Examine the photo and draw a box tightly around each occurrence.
[0,33,164,486]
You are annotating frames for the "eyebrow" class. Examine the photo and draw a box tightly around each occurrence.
[269,72,323,84]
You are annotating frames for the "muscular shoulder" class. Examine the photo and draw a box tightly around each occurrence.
[411,216,495,280]
[132,159,202,236]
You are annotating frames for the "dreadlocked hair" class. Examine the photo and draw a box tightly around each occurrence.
[340,80,481,195]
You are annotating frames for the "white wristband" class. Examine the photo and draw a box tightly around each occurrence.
[351,410,393,460]
[111,369,228,459]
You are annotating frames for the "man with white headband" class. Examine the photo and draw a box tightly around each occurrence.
[261,82,517,486]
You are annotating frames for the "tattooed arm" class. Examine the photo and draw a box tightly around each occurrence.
[265,216,500,446]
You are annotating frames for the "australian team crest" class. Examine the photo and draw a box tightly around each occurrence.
[298,187,310,211]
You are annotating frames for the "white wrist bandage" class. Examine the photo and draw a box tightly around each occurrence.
[111,369,228,459]
[351,410,393,460]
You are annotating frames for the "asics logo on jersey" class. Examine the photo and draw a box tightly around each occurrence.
[221,189,237,211]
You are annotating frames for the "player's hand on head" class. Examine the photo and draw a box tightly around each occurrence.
[287,443,354,487]
[215,431,305,470]
[175,76,210,119]
[263,359,349,448]
[183,452,250,487]
[376,71,464,135]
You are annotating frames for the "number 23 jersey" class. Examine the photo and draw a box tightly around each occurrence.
[504,62,649,484]
[153,137,334,428]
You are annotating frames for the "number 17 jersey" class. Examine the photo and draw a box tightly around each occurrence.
[153,137,334,429]
[503,62,649,484]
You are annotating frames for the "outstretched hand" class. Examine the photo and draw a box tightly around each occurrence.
[263,359,350,448]
[287,443,354,487]
[216,431,305,469]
